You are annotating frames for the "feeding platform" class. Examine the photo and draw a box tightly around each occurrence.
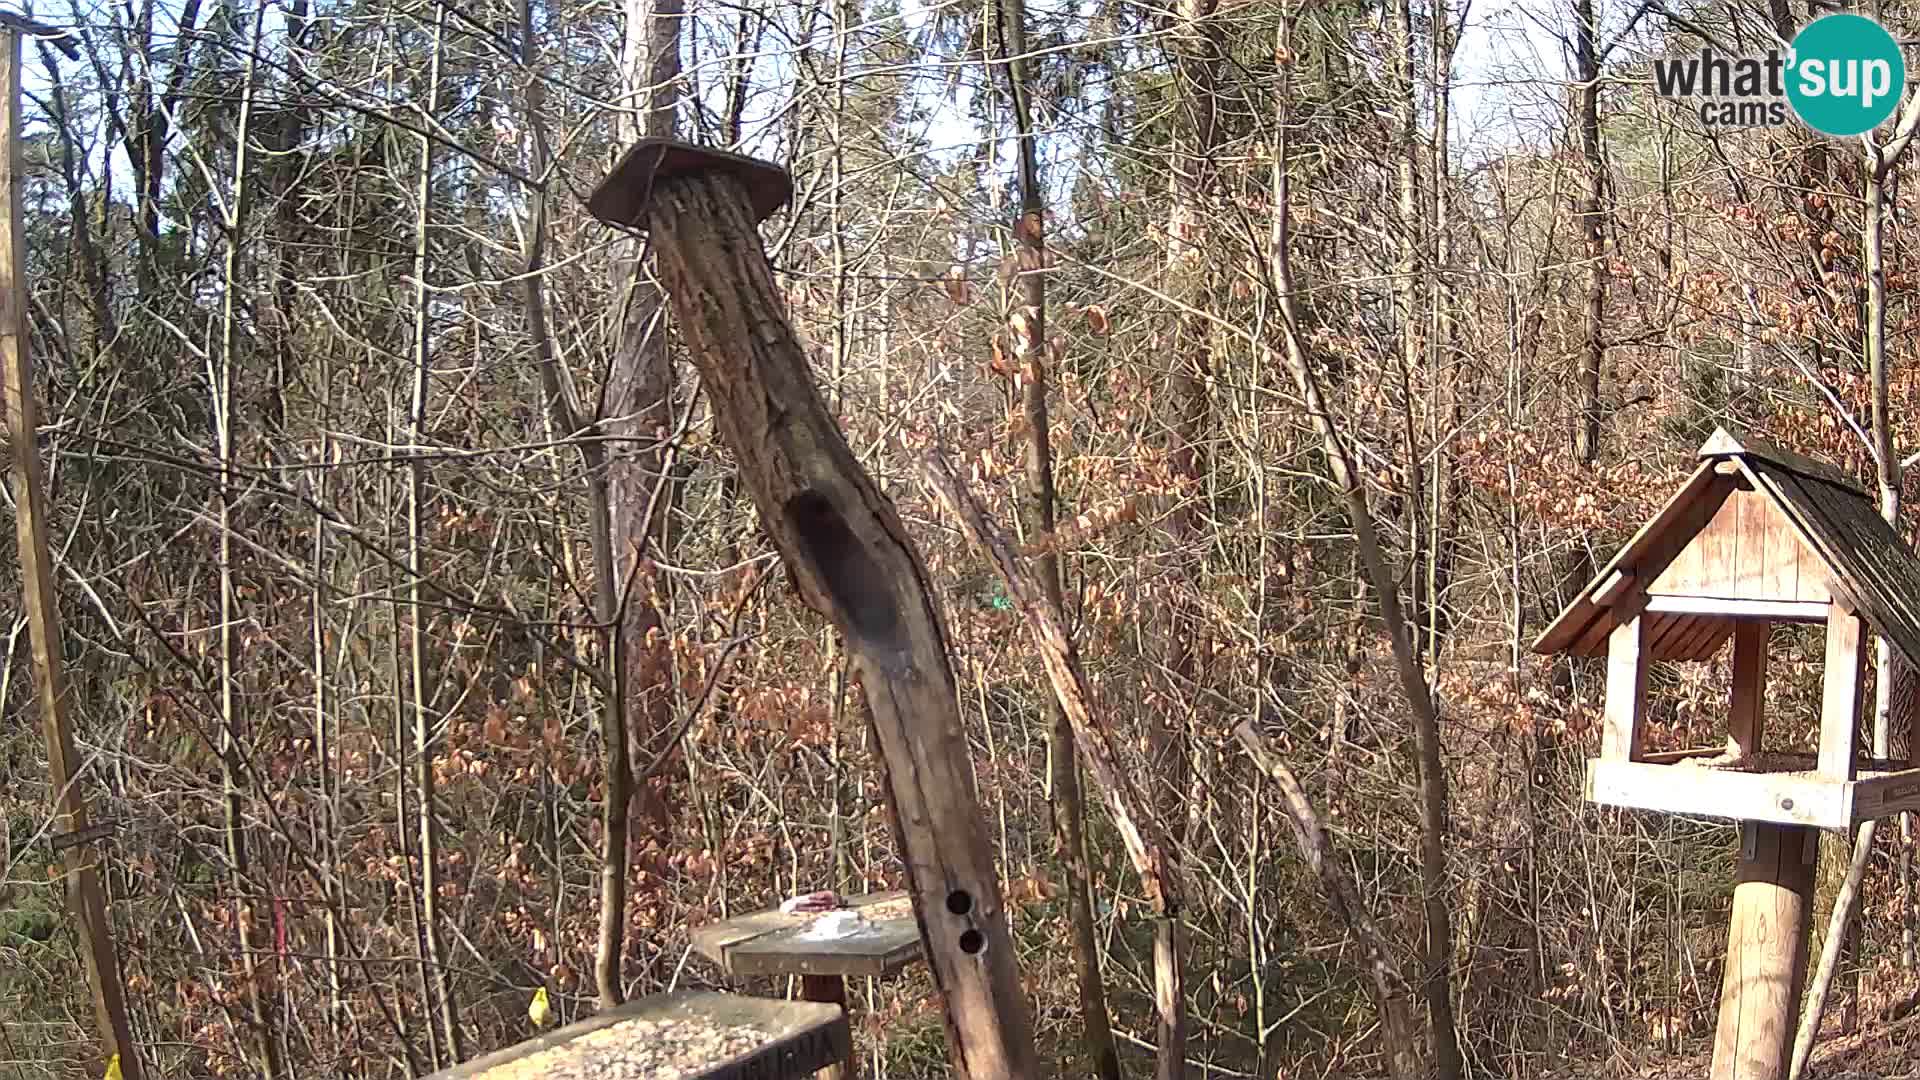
[424,990,849,1080]
[1535,427,1920,831]
[691,892,922,982]
[692,892,923,1080]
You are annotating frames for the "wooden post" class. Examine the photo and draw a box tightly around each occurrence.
[1711,822,1818,1080]
[1728,621,1768,760]
[587,139,1039,1080]
[0,29,144,1080]
[1820,607,1868,780]
[1602,614,1649,761]
[799,975,854,1080]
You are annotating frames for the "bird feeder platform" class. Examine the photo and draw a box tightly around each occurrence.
[691,892,924,1080]
[691,892,923,982]
[424,990,849,1080]
[1536,427,1920,829]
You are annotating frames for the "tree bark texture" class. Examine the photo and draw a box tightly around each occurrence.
[637,169,1040,1080]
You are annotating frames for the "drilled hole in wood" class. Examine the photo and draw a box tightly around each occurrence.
[946,890,972,916]
[959,929,985,955]
[785,490,902,647]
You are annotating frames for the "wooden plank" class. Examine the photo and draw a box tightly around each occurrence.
[1700,425,1870,496]
[1574,590,1649,655]
[1685,622,1736,663]
[1533,464,1731,656]
[1653,536,1705,595]
[1731,489,1765,598]
[424,990,850,1080]
[691,911,809,972]
[1647,612,1694,658]
[1820,607,1868,781]
[1603,616,1650,761]
[1729,621,1768,759]
[1661,616,1723,662]
[1701,491,1737,596]
[727,924,924,979]
[0,29,143,1080]
[1643,596,1830,621]
[1585,760,1850,829]
[692,892,920,979]
[1848,767,1920,823]
[1594,569,1634,607]
[1710,823,1819,1080]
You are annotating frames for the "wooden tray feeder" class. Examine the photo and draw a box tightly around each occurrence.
[692,892,923,1079]
[1535,426,1920,1080]
[1535,427,1920,829]
[423,991,850,1080]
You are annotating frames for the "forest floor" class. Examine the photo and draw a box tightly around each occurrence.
[1545,973,1920,1080]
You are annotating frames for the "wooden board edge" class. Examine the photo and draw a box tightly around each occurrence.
[1585,759,1849,830]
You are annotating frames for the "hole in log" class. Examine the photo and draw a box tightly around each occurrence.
[785,490,903,647]
[959,929,986,955]
[946,890,973,916]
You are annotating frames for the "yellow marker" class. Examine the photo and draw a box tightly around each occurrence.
[528,987,552,1028]
[104,1055,123,1080]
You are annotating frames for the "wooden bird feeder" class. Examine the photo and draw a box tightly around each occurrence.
[692,892,923,1079]
[1535,426,1920,1080]
[422,991,849,1080]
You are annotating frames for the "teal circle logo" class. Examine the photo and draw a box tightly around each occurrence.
[1786,14,1905,136]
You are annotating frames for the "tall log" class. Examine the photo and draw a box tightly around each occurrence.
[587,139,1039,1080]
[2,27,144,1080]
[1714,823,1818,1080]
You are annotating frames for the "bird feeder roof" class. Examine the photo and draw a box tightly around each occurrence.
[1533,427,1920,669]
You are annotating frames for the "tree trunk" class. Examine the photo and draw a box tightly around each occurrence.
[1572,0,1604,472]
[921,456,1185,1078]
[996,0,1121,1074]
[611,158,1040,1079]
[589,0,686,1007]
[1235,723,1426,1080]
[1268,29,1458,1074]
[215,11,281,1075]
[406,7,460,1060]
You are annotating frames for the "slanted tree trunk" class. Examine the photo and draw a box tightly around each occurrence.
[604,152,1041,1080]
[1267,27,1457,1075]
[1234,723,1425,1080]
[994,0,1121,1075]
[921,456,1185,1080]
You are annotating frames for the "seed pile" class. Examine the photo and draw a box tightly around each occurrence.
[474,1018,772,1080]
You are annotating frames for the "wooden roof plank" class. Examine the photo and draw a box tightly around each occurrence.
[1533,462,1734,656]
[1698,425,1870,496]
[1744,461,1920,671]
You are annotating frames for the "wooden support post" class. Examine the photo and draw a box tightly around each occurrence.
[1728,621,1768,760]
[0,29,143,1080]
[1603,614,1650,761]
[587,139,1039,1080]
[800,975,855,1080]
[1711,822,1818,1080]
[1820,608,1868,780]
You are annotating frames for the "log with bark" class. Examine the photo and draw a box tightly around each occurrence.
[586,138,1039,1080]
